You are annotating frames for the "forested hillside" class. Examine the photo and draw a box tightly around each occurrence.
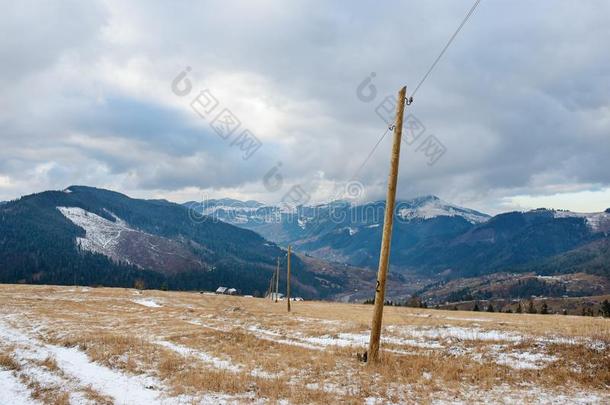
[0,186,347,298]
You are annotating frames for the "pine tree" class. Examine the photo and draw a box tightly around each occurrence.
[516,302,523,314]
[527,300,537,314]
[601,300,610,318]
[540,302,549,314]
[406,295,421,308]
[473,302,480,312]
[134,278,146,290]
[487,303,494,312]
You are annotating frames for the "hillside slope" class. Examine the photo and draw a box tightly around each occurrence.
[517,238,610,278]
[0,186,356,298]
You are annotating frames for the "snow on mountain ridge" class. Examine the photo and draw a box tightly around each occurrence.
[189,195,490,224]
[396,197,489,224]
[57,206,205,272]
[551,209,610,232]
[57,207,135,263]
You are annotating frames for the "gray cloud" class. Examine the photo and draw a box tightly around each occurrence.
[0,0,609,213]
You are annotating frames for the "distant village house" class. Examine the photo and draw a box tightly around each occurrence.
[215,286,238,295]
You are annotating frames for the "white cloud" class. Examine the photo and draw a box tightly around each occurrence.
[505,187,610,213]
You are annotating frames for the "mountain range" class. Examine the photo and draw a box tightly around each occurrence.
[0,186,366,299]
[186,195,610,301]
[1,186,608,303]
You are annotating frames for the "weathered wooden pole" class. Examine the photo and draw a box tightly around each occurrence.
[268,271,274,300]
[367,86,407,363]
[286,245,292,312]
[275,257,280,303]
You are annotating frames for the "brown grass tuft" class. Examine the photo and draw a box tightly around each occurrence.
[0,353,21,371]
[40,355,59,371]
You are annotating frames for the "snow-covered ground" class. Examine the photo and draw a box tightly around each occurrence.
[0,318,166,404]
[1,285,608,404]
[0,368,39,405]
[156,340,241,373]
[133,298,163,308]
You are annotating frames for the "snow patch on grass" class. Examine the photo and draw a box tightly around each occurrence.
[245,325,324,351]
[0,369,39,405]
[157,340,282,380]
[0,319,168,404]
[47,345,163,404]
[300,332,443,350]
[388,325,524,343]
[133,298,162,308]
[156,340,241,373]
[493,350,558,370]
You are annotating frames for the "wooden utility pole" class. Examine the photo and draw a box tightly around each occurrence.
[268,272,274,301]
[367,86,407,363]
[286,245,292,312]
[275,257,280,303]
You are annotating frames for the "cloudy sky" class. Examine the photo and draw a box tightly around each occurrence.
[1,0,609,214]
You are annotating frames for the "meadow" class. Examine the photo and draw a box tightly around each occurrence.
[1,284,608,404]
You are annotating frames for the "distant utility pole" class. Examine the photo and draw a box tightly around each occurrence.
[275,257,280,303]
[286,245,292,312]
[268,272,274,301]
[367,86,407,363]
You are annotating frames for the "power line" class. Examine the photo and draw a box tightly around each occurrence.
[350,0,482,178]
[412,0,482,97]
[350,126,390,182]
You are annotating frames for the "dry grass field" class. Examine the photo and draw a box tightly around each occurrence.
[0,284,609,404]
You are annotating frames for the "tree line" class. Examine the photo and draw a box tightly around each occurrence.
[364,295,610,318]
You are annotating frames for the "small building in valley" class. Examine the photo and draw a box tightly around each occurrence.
[216,286,238,295]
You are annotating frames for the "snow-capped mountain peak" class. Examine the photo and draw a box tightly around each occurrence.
[396,196,490,224]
